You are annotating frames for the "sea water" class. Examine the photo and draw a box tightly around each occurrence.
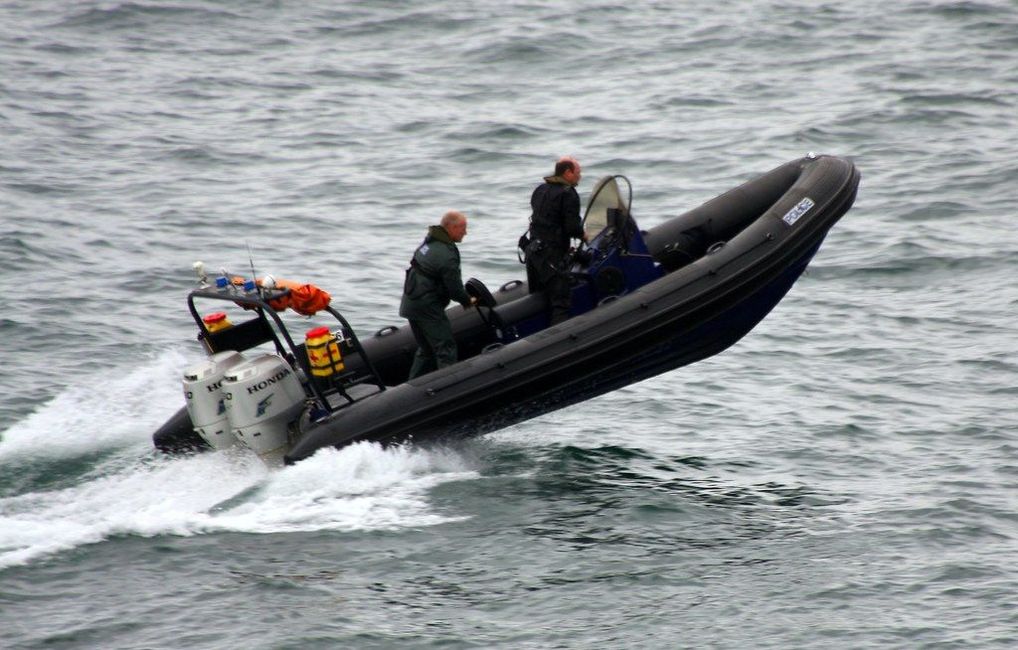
[1,1,1016,648]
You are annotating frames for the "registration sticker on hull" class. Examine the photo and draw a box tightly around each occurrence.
[782,197,815,226]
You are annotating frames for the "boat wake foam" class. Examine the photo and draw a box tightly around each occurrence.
[1,441,475,569]
[0,348,196,462]
[1,351,478,568]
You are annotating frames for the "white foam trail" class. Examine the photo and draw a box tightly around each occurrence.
[0,442,476,569]
[0,348,197,461]
[205,442,475,534]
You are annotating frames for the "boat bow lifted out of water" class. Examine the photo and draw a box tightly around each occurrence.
[153,154,860,465]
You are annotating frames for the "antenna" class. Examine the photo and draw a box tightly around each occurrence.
[246,243,259,296]
[247,242,257,281]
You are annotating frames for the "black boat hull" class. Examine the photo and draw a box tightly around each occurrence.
[153,155,860,463]
[283,155,859,463]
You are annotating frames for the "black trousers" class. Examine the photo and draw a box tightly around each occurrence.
[526,248,571,325]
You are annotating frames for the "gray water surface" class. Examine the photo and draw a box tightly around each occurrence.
[1,1,1016,648]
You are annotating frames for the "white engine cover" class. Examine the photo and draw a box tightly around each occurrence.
[222,354,306,462]
[183,350,246,450]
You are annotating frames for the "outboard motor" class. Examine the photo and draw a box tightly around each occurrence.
[222,354,307,463]
[182,350,246,450]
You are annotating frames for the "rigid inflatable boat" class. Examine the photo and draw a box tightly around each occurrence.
[153,154,860,465]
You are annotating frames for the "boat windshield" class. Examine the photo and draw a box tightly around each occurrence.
[582,175,630,242]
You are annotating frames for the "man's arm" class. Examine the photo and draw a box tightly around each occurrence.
[562,189,584,240]
[442,250,472,307]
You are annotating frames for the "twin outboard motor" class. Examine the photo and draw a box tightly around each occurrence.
[183,352,307,462]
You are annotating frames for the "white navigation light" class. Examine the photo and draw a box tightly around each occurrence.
[192,261,208,285]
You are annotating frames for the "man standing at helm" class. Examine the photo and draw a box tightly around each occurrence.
[525,156,586,325]
[400,210,477,379]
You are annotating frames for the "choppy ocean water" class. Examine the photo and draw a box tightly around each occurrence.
[1,1,1016,648]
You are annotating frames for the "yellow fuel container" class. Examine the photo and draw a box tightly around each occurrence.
[202,312,233,333]
[305,326,344,377]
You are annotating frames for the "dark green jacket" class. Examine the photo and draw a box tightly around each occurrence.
[399,225,471,320]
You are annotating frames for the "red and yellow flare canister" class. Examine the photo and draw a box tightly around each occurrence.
[305,326,344,377]
[202,311,233,333]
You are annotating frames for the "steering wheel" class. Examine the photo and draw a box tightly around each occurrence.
[465,278,497,309]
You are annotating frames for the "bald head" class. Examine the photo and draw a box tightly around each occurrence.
[441,210,468,242]
[554,156,582,185]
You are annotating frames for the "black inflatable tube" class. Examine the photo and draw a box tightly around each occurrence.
[282,155,860,463]
[153,155,860,460]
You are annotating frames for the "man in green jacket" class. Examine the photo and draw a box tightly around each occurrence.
[399,210,476,379]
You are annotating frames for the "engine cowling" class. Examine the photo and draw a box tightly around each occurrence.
[182,350,246,450]
[222,354,306,463]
